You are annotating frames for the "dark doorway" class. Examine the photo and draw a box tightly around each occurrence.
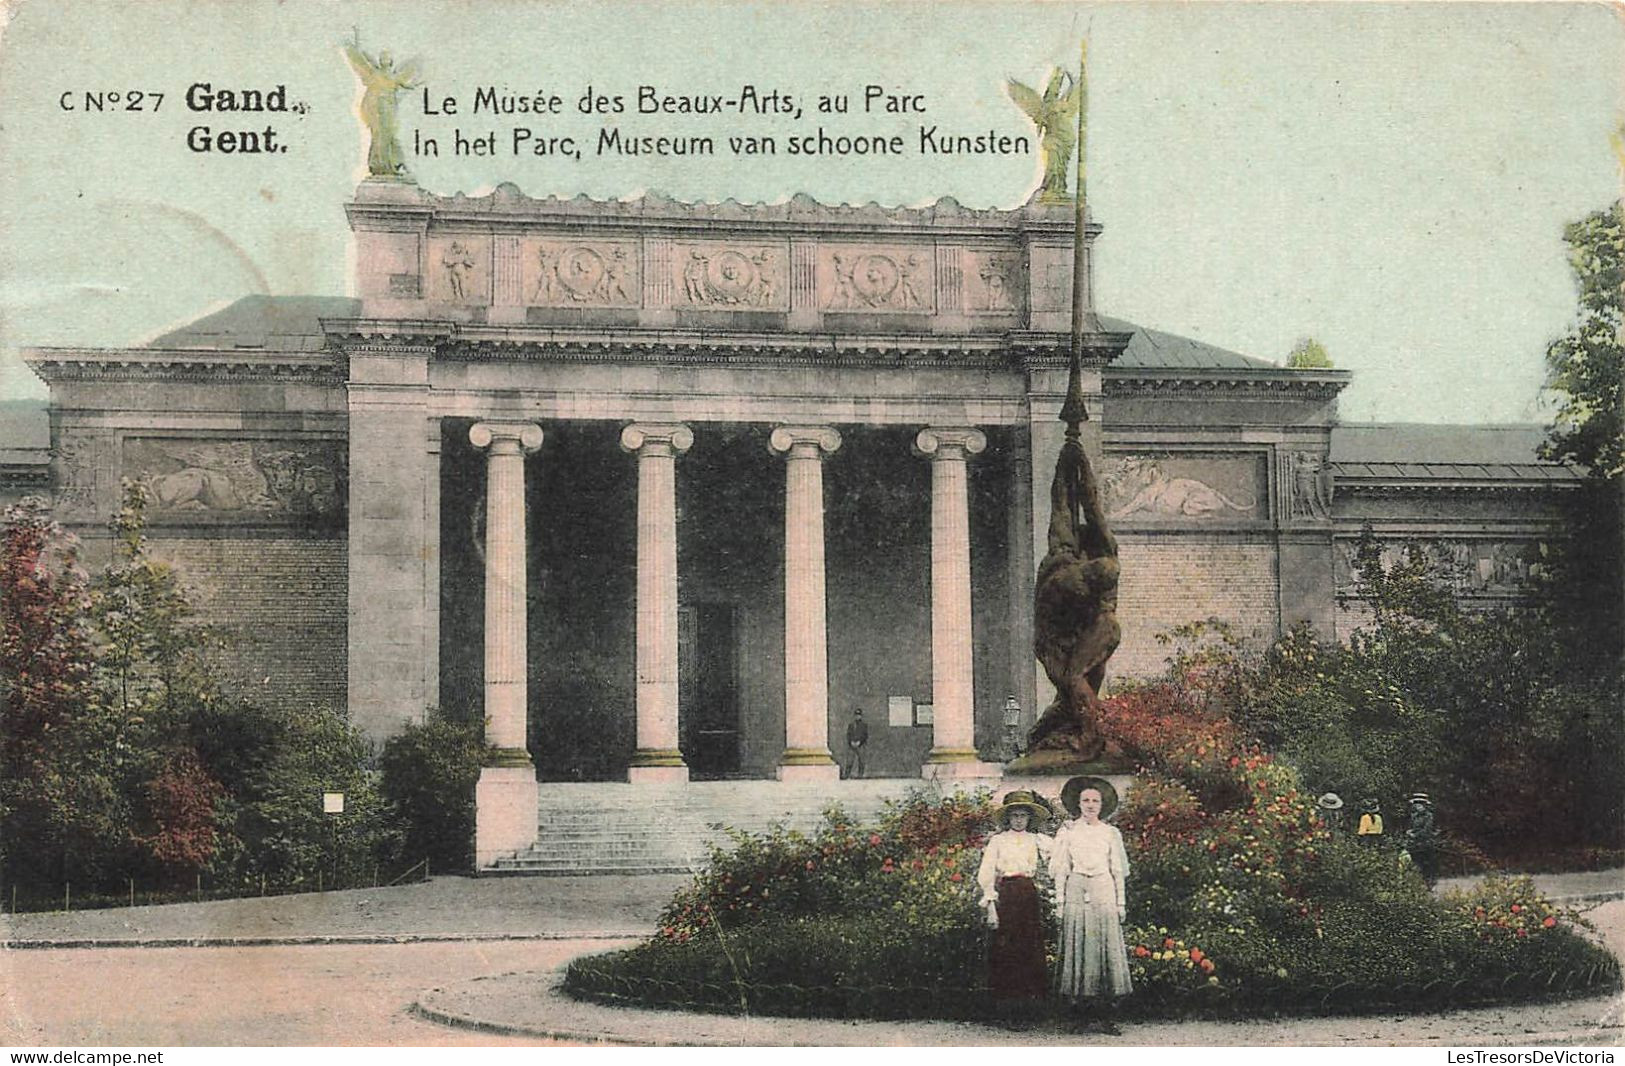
[680,603,741,779]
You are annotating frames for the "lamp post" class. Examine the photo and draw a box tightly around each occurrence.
[1002,695,1024,761]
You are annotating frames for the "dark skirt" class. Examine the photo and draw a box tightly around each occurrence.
[989,876,1047,1000]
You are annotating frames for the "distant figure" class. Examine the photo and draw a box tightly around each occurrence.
[1404,793,1441,886]
[1357,798,1384,845]
[977,790,1054,1019]
[842,708,869,779]
[1052,776,1132,1033]
[1317,792,1345,834]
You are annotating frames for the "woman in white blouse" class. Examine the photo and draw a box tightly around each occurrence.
[1050,775,1132,1031]
[976,789,1054,1007]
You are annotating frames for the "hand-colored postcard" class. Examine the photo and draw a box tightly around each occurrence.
[1,0,1621,1053]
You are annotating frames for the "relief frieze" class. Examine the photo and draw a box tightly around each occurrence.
[965,251,1022,313]
[1102,453,1266,522]
[527,240,639,307]
[822,247,933,312]
[427,237,491,304]
[1283,449,1334,521]
[1334,537,1547,596]
[122,439,346,523]
[674,243,785,309]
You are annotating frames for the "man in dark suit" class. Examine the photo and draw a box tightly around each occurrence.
[843,708,870,779]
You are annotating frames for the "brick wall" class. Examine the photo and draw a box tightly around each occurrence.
[1109,535,1281,681]
[148,536,348,711]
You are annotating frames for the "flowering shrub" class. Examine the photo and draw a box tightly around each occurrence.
[658,789,992,943]
[1098,664,1619,1012]
[1127,926,1222,992]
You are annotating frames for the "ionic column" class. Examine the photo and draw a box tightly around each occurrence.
[621,422,694,783]
[769,425,842,782]
[469,421,543,867]
[914,427,999,779]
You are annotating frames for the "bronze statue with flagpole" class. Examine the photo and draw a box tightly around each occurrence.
[1011,40,1124,772]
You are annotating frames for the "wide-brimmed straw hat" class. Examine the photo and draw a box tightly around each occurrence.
[997,789,1053,824]
[1408,792,1433,807]
[1317,792,1345,811]
[1060,776,1119,820]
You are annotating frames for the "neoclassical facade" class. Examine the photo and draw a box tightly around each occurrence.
[17,183,1579,865]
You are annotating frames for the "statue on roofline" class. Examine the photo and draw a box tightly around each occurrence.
[344,29,421,181]
[1006,67,1083,204]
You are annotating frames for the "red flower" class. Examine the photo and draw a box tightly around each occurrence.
[1133,946,1150,958]
[1542,916,1556,928]
[869,834,882,846]
[1200,958,1216,973]
[1510,904,1522,914]
[1163,937,1176,949]
[1189,948,1204,963]
[949,872,963,882]
[1516,928,1528,938]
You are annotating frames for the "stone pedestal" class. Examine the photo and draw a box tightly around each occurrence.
[769,425,842,782]
[622,422,694,785]
[474,766,540,869]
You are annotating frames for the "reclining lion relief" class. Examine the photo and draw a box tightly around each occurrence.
[1105,456,1258,519]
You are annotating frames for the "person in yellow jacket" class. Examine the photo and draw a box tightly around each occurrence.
[1356,797,1384,844]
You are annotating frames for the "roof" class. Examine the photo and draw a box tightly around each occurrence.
[145,296,1282,374]
[1330,423,1580,483]
[147,295,360,351]
[1099,316,1279,371]
[0,400,50,468]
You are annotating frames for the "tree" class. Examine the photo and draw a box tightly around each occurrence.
[1286,337,1334,369]
[1539,202,1624,659]
[1541,201,1623,479]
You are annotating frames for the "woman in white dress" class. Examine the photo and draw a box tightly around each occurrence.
[1050,775,1132,1031]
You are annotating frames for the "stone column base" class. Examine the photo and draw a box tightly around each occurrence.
[922,751,1004,782]
[777,762,840,783]
[628,764,690,784]
[475,766,539,869]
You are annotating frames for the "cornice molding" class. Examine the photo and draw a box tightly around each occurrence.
[1104,366,1351,400]
[1335,479,1580,496]
[21,347,344,384]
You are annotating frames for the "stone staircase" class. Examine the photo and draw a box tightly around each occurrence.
[484,778,966,875]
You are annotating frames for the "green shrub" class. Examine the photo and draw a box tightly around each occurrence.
[378,710,484,873]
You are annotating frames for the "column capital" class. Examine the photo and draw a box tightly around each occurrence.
[620,422,694,457]
[470,421,543,453]
[768,424,842,459]
[913,426,987,461]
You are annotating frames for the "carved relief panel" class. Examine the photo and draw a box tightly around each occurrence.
[820,246,934,313]
[1101,452,1268,523]
[672,242,786,309]
[964,250,1023,314]
[51,433,105,519]
[122,439,346,524]
[525,240,640,307]
[1280,449,1334,522]
[426,236,491,304]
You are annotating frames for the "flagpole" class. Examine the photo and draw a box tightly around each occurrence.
[1060,37,1089,439]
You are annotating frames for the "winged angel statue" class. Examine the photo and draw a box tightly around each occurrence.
[1006,68,1082,203]
[344,30,422,180]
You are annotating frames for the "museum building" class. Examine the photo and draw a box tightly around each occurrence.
[11,183,1580,866]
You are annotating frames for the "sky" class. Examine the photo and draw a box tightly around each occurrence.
[0,0,1620,425]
